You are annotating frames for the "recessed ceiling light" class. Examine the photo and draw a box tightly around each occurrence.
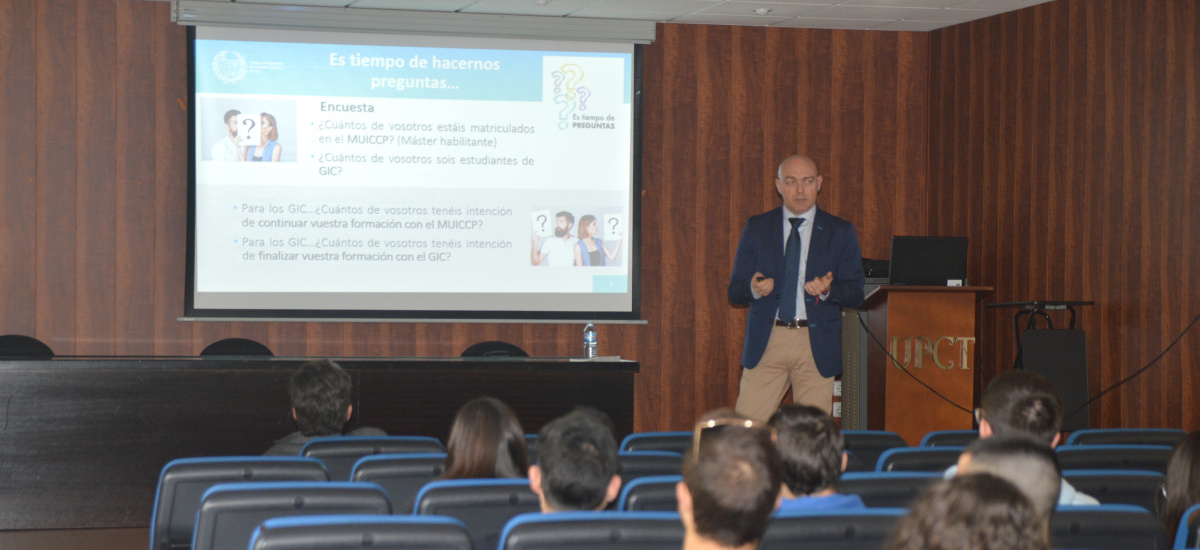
[532,0,551,5]
[753,8,772,15]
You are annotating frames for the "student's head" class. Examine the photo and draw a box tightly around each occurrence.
[885,473,1050,550]
[554,211,575,238]
[577,215,598,239]
[768,404,845,497]
[287,359,352,437]
[443,397,529,480]
[978,371,1063,445]
[261,112,279,141]
[956,434,1061,518]
[678,411,782,549]
[528,407,619,512]
[1162,431,1200,536]
[223,109,240,134]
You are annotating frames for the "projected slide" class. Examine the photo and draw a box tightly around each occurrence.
[190,27,637,318]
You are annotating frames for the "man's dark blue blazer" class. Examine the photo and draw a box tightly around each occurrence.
[728,207,865,377]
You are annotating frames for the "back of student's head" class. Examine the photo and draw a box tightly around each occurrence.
[886,473,1049,550]
[684,415,782,548]
[288,359,352,437]
[959,435,1061,518]
[443,396,529,479]
[768,404,843,495]
[535,407,618,511]
[979,371,1063,444]
[1162,431,1200,536]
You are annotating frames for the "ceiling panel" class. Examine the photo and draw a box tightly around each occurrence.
[165,0,1062,31]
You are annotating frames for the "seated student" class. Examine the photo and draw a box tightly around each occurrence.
[945,370,1099,505]
[885,473,1050,550]
[264,359,385,455]
[441,397,529,479]
[767,404,864,510]
[678,410,782,550]
[955,434,1061,518]
[1162,431,1200,537]
[527,407,621,512]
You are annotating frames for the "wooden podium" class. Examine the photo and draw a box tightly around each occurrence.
[862,286,992,445]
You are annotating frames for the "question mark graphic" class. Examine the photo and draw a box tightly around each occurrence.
[537,214,548,232]
[576,87,592,111]
[241,117,256,145]
[608,217,619,232]
[558,64,583,98]
[551,70,564,93]
[554,94,575,130]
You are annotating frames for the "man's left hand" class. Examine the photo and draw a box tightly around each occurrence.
[804,271,834,296]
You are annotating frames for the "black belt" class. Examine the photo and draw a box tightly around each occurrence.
[775,319,809,329]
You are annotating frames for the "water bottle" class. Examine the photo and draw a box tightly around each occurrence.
[583,323,598,358]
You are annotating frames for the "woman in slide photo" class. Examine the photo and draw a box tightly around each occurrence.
[574,214,620,266]
[245,112,282,162]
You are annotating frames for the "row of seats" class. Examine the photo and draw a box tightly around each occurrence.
[154,456,1179,550]
[159,471,1191,550]
[238,504,1200,550]
[620,428,1187,473]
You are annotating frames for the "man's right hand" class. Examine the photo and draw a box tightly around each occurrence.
[751,272,774,297]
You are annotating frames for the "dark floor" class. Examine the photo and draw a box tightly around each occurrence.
[0,527,148,550]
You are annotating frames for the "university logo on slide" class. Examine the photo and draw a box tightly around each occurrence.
[212,50,248,84]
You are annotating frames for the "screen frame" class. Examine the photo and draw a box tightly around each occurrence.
[182,26,643,322]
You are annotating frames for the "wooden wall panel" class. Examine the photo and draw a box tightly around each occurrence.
[0,1,37,335]
[0,1,933,437]
[75,0,117,356]
[928,0,1200,430]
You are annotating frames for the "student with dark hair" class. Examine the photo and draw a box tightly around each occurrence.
[528,407,620,512]
[1162,431,1200,536]
[263,359,384,455]
[441,397,529,479]
[955,434,1061,518]
[946,370,1099,505]
[767,404,863,510]
[886,473,1050,550]
[679,412,782,550]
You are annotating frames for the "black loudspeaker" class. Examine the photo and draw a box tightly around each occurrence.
[1020,330,1090,432]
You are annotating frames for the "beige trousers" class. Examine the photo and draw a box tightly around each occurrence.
[734,325,835,423]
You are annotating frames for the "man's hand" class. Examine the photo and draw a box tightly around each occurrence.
[751,272,774,297]
[805,271,833,296]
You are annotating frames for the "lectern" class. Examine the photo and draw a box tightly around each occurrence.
[862,286,992,445]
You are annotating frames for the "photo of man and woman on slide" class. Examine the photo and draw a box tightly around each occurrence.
[202,98,296,163]
[530,209,624,267]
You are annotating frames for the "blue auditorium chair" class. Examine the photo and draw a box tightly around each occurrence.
[617,451,683,487]
[302,436,446,480]
[1056,444,1173,474]
[617,475,682,512]
[149,456,329,550]
[1061,470,1165,511]
[838,472,941,508]
[248,515,472,550]
[1066,428,1187,447]
[351,452,447,515]
[414,478,541,550]
[759,508,907,550]
[619,431,692,456]
[191,481,391,550]
[875,446,963,473]
[1174,502,1200,549]
[919,429,978,448]
[842,431,908,472]
[499,511,684,550]
[1051,504,1169,550]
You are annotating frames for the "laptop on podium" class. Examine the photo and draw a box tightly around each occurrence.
[887,236,968,286]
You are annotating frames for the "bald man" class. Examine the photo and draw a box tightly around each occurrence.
[727,155,865,421]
